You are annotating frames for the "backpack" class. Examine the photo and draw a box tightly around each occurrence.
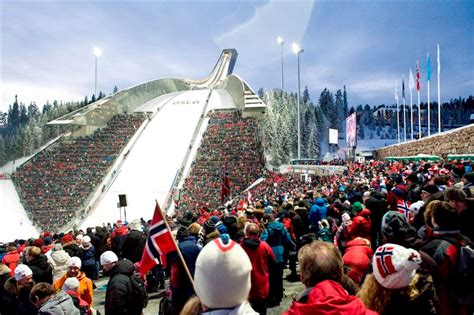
[130,273,149,310]
[442,237,474,305]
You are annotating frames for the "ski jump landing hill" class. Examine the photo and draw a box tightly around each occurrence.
[0,49,266,241]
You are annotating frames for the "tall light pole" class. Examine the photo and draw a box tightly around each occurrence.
[277,36,284,90]
[292,42,303,160]
[93,47,102,98]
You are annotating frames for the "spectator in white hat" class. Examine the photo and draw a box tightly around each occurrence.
[181,237,258,315]
[53,257,94,306]
[3,264,36,314]
[100,250,145,315]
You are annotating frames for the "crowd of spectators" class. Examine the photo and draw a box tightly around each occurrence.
[1,156,473,314]
[179,110,265,211]
[12,114,145,232]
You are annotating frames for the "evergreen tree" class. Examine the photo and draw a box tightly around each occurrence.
[0,136,5,166]
[8,95,20,128]
[113,85,119,94]
[335,89,344,132]
[19,104,28,126]
[27,102,40,121]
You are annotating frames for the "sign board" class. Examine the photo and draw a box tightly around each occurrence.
[329,128,338,144]
[346,113,357,147]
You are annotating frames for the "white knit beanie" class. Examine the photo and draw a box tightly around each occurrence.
[14,264,33,281]
[194,238,252,309]
[373,243,421,289]
[63,277,80,292]
[100,251,118,265]
[68,257,82,269]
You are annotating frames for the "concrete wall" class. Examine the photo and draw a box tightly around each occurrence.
[375,124,474,159]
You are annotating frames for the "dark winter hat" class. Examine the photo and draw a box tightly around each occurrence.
[177,226,190,241]
[464,172,474,183]
[203,219,216,234]
[392,187,404,198]
[381,211,416,243]
[32,238,43,248]
[406,173,419,184]
[422,184,439,195]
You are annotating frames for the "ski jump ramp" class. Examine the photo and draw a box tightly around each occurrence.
[0,49,266,237]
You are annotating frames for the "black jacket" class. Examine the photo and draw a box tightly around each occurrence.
[104,259,142,315]
[121,230,146,263]
[27,254,53,284]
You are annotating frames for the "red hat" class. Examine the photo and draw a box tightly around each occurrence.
[32,238,43,248]
[62,234,74,244]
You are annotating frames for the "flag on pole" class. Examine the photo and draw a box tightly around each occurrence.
[409,68,415,90]
[139,202,177,275]
[416,62,420,91]
[395,81,399,103]
[427,53,431,81]
[402,79,405,100]
[221,172,231,203]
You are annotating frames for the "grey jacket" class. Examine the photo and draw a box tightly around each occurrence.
[38,291,79,315]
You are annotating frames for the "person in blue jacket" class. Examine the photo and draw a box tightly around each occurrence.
[308,197,328,233]
[260,214,295,307]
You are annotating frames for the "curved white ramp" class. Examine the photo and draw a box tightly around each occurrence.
[80,89,211,228]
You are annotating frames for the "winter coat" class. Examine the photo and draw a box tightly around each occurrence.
[343,238,373,285]
[4,277,36,315]
[121,229,146,263]
[26,254,53,284]
[80,246,96,267]
[241,237,275,300]
[349,208,372,241]
[379,273,438,315]
[260,221,295,264]
[200,301,258,315]
[53,271,94,306]
[63,243,82,259]
[2,251,20,278]
[420,228,471,315]
[0,280,16,315]
[37,291,79,315]
[47,249,70,282]
[168,235,200,313]
[283,280,377,315]
[308,198,328,228]
[104,259,142,315]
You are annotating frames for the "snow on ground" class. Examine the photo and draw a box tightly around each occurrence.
[0,180,39,242]
[79,89,212,229]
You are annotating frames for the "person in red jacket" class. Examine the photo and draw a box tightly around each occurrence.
[284,241,376,315]
[343,237,373,285]
[349,208,372,242]
[2,243,20,278]
[241,223,275,315]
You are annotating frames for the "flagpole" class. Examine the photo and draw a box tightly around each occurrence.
[402,77,406,142]
[416,61,421,139]
[437,44,441,134]
[427,80,431,136]
[427,52,431,137]
[410,86,413,141]
[395,81,400,143]
[156,200,195,287]
[417,90,421,139]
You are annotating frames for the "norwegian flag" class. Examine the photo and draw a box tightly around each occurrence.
[416,62,420,91]
[139,202,177,275]
[375,245,396,278]
[397,200,411,223]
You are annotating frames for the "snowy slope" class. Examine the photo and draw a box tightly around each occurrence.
[0,180,39,242]
[79,89,212,228]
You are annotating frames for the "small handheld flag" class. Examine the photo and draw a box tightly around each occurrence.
[139,202,177,275]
